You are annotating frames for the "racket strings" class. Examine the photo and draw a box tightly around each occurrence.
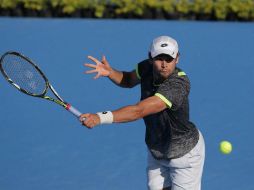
[1,54,46,95]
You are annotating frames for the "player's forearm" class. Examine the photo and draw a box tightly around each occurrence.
[80,105,143,128]
[112,105,145,123]
[108,68,124,86]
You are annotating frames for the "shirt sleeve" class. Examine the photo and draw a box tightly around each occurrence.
[155,76,190,110]
[135,64,141,79]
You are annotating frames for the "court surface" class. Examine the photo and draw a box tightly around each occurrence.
[0,18,254,190]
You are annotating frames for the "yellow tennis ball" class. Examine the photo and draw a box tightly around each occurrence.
[220,141,232,154]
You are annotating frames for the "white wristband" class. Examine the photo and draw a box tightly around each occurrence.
[96,111,114,124]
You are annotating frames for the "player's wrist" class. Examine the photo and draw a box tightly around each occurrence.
[107,68,113,77]
[96,111,113,124]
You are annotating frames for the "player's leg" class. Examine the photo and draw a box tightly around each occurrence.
[169,131,205,190]
[147,150,172,190]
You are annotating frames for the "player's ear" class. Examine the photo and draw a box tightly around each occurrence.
[175,52,180,64]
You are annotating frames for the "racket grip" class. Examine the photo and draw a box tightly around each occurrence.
[66,104,82,118]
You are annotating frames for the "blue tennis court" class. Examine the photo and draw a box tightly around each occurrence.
[0,18,254,190]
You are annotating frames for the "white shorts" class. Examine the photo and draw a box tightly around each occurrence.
[147,131,205,190]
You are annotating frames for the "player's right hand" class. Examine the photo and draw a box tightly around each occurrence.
[84,55,112,79]
[79,113,100,129]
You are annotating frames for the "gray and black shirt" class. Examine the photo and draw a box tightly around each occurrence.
[136,59,199,160]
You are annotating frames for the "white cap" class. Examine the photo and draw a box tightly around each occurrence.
[150,36,178,59]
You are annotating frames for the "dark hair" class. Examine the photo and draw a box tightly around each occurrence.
[148,52,152,59]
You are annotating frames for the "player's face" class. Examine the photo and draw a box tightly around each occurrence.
[152,54,178,79]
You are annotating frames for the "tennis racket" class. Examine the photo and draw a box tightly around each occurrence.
[0,51,82,118]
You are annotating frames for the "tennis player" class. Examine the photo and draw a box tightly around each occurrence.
[80,35,205,190]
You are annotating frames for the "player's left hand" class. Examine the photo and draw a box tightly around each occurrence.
[80,113,100,129]
[84,55,112,79]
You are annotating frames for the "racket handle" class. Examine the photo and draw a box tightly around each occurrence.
[66,104,82,118]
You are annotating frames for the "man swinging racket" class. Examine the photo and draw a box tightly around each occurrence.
[80,35,205,190]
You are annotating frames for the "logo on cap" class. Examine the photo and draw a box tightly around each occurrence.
[161,43,168,47]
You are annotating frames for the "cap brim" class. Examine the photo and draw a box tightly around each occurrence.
[151,50,177,59]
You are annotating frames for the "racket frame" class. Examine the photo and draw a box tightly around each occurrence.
[0,51,82,118]
[0,51,48,97]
